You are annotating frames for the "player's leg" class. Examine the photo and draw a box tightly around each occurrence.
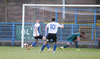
[53,34,57,52]
[74,41,81,51]
[40,34,52,53]
[64,42,71,48]
[47,43,50,49]
[31,39,38,47]
[31,36,39,47]
[53,41,57,52]
[40,41,48,53]
[28,37,38,50]
[39,35,50,49]
[74,41,79,48]
[28,40,38,50]
[60,42,71,50]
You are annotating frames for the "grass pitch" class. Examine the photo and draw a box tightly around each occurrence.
[0,46,100,59]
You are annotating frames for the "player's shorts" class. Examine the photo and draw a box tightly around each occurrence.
[46,33,57,42]
[34,35,43,40]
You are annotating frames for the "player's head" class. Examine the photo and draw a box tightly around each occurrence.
[51,18,55,22]
[80,32,85,37]
[36,19,40,23]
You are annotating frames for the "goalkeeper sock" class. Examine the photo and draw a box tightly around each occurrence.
[32,42,37,47]
[64,44,69,48]
[47,43,50,49]
[53,44,57,52]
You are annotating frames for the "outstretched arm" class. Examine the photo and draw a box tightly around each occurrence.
[81,36,89,39]
[61,24,64,28]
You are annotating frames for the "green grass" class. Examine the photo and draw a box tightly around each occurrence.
[0,46,100,59]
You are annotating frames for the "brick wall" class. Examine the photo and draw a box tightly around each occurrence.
[67,0,96,4]
[0,0,5,22]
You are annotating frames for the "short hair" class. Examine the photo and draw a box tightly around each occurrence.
[81,32,85,34]
[51,18,55,21]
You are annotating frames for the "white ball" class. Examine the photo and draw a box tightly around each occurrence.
[24,43,28,48]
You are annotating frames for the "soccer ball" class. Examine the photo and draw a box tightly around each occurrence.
[24,43,28,48]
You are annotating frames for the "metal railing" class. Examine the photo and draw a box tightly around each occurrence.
[0,22,99,47]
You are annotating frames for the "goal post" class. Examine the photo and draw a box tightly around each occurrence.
[22,4,100,48]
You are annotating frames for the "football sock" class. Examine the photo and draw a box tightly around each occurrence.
[32,41,37,47]
[46,43,50,49]
[53,44,57,51]
[41,45,46,52]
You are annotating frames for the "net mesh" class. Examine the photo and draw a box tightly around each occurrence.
[23,6,97,41]
[24,6,97,24]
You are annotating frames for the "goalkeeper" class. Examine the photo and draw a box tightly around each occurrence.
[60,32,86,49]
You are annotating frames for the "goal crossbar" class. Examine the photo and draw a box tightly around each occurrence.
[23,4,100,7]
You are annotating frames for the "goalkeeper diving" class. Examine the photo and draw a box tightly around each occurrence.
[60,32,87,49]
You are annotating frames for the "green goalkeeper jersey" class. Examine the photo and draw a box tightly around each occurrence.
[66,33,80,42]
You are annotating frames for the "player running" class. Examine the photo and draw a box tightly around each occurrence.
[28,19,50,50]
[40,18,64,53]
[60,32,86,50]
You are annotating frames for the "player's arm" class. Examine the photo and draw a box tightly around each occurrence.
[81,35,89,39]
[81,36,86,39]
[61,24,64,28]
[58,23,64,28]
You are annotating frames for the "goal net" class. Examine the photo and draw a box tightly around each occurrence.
[21,4,100,48]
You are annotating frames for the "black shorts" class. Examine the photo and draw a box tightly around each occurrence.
[34,35,43,40]
[46,33,57,42]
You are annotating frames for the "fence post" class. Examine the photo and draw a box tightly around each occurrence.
[72,24,74,34]
[12,23,15,46]
[94,9,97,48]
[55,8,58,22]
[60,28,63,41]
[75,9,77,32]
[92,25,94,41]
[94,9,96,27]
[91,25,94,48]
[95,27,97,48]
[75,9,77,25]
